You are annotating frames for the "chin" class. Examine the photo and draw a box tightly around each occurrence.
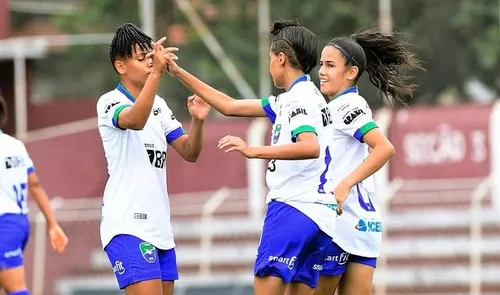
[320,85,333,97]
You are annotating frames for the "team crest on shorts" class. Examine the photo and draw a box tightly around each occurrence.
[139,242,157,263]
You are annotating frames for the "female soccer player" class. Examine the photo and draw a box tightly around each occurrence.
[314,30,423,295]
[164,20,338,295]
[97,23,210,295]
[0,95,68,295]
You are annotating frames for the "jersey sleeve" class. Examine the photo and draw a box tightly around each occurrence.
[20,142,35,175]
[159,100,186,145]
[260,95,278,123]
[286,98,317,142]
[96,95,132,130]
[338,97,378,142]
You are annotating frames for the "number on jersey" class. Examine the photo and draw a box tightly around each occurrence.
[147,149,166,169]
[268,159,277,172]
[13,182,27,210]
[321,107,333,127]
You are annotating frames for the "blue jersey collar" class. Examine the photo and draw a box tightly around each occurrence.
[288,74,310,91]
[331,86,358,100]
[116,82,136,103]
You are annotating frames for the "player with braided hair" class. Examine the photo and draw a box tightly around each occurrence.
[97,23,210,295]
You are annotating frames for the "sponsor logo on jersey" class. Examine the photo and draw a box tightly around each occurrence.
[113,260,126,275]
[355,218,382,233]
[139,242,157,263]
[134,213,147,220]
[288,107,308,121]
[268,255,296,270]
[153,107,162,116]
[343,107,366,125]
[104,101,121,114]
[5,156,24,169]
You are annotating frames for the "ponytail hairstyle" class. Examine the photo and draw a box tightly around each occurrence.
[327,30,423,105]
[270,20,318,74]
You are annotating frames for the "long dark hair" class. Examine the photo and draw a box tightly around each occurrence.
[327,30,424,105]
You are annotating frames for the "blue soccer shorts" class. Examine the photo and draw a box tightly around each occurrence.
[254,200,332,288]
[104,234,179,289]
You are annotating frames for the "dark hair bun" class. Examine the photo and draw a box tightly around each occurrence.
[270,20,301,36]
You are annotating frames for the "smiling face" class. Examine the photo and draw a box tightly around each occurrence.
[318,45,359,98]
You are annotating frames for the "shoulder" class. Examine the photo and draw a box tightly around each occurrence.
[97,90,129,114]
[330,93,370,113]
[0,134,27,155]
[154,96,172,110]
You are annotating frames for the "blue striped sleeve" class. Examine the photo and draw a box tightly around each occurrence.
[353,122,378,142]
[27,166,35,175]
[261,97,276,123]
[166,127,186,144]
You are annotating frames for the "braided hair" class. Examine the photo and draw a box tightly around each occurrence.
[109,23,154,73]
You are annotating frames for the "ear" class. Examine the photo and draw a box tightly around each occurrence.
[277,52,287,67]
[346,65,359,81]
[114,60,126,75]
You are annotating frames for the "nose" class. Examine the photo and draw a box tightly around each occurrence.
[318,65,325,77]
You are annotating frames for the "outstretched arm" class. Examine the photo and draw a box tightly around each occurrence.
[166,57,266,117]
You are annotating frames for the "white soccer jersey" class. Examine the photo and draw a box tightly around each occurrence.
[97,83,185,250]
[326,86,382,258]
[260,75,337,238]
[0,132,34,216]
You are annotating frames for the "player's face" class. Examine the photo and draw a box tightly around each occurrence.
[318,46,357,98]
[118,44,153,87]
[269,51,285,89]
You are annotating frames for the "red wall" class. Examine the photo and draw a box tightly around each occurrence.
[25,118,258,199]
[389,104,491,179]
[0,0,9,39]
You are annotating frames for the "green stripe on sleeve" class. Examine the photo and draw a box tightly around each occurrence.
[292,125,317,137]
[359,121,378,136]
[112,104,131,129]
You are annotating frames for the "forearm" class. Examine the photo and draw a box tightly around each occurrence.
[249,141,320,160]
[343,145,394,187]
[183,118,205,162]
[32,186,57,227]
[176,68,236,116]
[128,72,162,126]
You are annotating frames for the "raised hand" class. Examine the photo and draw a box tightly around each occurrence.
[218,135,255,158]
[187,95,211,121]
[146,37,179,74]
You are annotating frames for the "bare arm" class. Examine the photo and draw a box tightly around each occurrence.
[28,172,57,227]
[173,67,266,117]
[116,72,163,130]
[248,132,320,160]
[170,118,204,162]
[341,129,395,187]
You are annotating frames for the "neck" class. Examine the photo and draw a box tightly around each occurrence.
[284,69,307,91]
[120,79,142,100]
[330,84,356,100]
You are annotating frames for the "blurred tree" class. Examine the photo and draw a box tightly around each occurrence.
[50,0,499,114]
